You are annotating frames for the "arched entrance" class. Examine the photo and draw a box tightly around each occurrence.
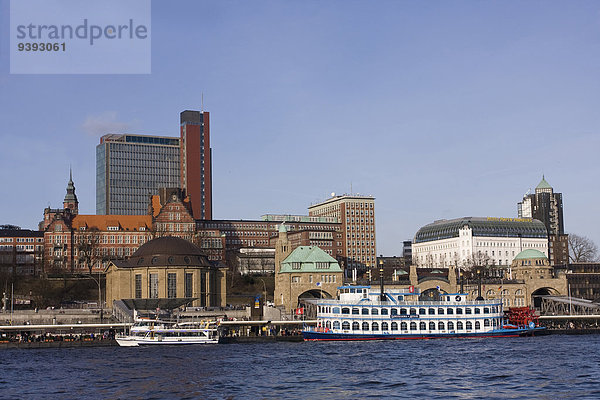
[531,287,559,308]
[419,288,447,301]
[298,289,333,300]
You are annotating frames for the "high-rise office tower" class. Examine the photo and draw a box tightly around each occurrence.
[308,194,376,274]
[517,176,567,265]
[96,134,181,215]
[180,110,212,220]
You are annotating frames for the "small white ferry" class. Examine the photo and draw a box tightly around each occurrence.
[116,315,218,347]
[303,285,544,341]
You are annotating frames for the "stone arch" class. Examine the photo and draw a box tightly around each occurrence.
[298,289,334,300]
[419,287,448,301]
[417,279,453,296]
[531,287,561,308]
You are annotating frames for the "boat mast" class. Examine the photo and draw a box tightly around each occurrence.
[379,260,386,302]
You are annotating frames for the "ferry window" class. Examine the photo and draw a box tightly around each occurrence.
[341,308,350,314]
[401,322,407,330]
[483,307,490,314]
[493,306,498,313]
[475,321,480,329]
[326,321,332,329]
[457,321,463,330]
[474,308,481,314]
[418,308,425,315]
[400,308,407,315]
[390,308,398,316]
[429,322,436,330]
[448,321,454,330]
[333,307,340,314]
[419,322,426,330]
[397,295,404,301]
[342,322,350,330]
[410,308,417,315]
[438,308,445,315]
[381,308,389,315]
[438,321,445,330]
[456,308,463,315]
[352,308,360,315]
[350,289,356,293]
[428,308,435,315]
[362,322,369,331]
[333,321,340,329]
[352,322,360,330]
[371,308,379,315]
[372,322,379,331]
[381,322,389,331]
[391,322,398,331]
[410,322,417,331]
[484,319,490,327]
[362,308,369,315]
[465,308,472,315]
[447,308,454,315]
[466,321,472,330]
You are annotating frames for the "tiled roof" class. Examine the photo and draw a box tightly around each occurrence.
[71,215,152,231]
[280,246,342,273]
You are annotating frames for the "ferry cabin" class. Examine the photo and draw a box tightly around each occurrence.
[314,286,504,336]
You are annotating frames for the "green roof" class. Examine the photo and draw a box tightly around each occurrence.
[536,176,552,190]
[280,246,342,273]
[279,223,287,233]
[514,249,548,260]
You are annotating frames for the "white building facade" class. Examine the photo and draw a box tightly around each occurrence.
[413,217,548,269]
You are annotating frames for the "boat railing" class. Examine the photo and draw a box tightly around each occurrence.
[314,299,501,306]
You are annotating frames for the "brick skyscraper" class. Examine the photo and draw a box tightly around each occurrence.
[180,110,212,220]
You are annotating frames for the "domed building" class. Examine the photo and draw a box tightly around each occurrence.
[105,236,227,309]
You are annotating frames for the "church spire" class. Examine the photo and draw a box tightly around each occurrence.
[63,167,79,214]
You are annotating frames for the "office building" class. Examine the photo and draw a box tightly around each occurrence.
[517,176,568,265]
[308,194,376,273]
[96,133,180,215]
[180,110,212,220]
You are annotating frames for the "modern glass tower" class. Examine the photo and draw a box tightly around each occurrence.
[96,134,181,215]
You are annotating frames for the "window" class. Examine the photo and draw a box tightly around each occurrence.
[361,308,369,315]
[168,273,177,298]
[381,322,389,331]
[419,322,426,330]
[352,322,360,330]
[438,321,445,331]
[466,321,472,330]
[438,308,445,315]
[456,308,463,315]
[135,274,142,298]
[401,322,408,330]
[149,273,158,299]
[484,319,490,327]
[448,321,454,330]
[483,307,490,314]
[457,321,464,330]
[391,322,398,331]
[410,322,417,331]
[474,308,481,314]
[371,308,379,315]
[428,308,435,315]
[352,308,360,315]
[342,322,350,330]
[333,321,340,329]
[400,308,407,315]
[184,273,193,298]
[381,308,389,315]
[372,322,379,331]
[465,308,472,315]
[341,308,350,314]
[475,321,481,329]
[447,308,454,315]
[391,308,398,316]
[362,322,369,331]
[429,322,436,330]
[291,262,301,270]
[332,307,340,314]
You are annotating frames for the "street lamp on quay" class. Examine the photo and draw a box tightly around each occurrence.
[258,278,267,303]
[88,272,103,323]
[475,265,484,301]
[379,259,386,302]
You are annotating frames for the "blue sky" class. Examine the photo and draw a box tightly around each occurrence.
[1,0,599,255]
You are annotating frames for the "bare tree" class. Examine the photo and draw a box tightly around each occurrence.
[77,228,102,273]
[568,234,598,263]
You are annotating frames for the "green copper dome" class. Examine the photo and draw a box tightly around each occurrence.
[514,249,548,260]
[536,175,552,190]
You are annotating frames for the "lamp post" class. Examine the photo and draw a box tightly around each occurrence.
[88,272,102,323]
[379,259,386,302]
[475,266,484,301]
[258,278,267,303]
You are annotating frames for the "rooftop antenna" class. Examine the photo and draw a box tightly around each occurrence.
[350,182,353,195]
[201,92,204,112]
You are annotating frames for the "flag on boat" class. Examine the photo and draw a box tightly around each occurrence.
[296,307,304,315]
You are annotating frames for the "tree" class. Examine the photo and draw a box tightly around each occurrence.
[77,228,102,273]
[568,234,598,263]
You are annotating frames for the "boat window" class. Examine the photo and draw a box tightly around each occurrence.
[410,308,417,315]
[391,322,398,331]
[350,289,356,294]
[390,308,398,316]
[429,322,435,330]
[371,308,379,315]
[438,321,445,330]
[428,308,435,315]
[333,321,340,329]
[456,308,463,315]
[457,321,463,330]
[438,308,445,315]
[333,307,340,314]
[474,308,481,314]
[484,319,490,327]
[341,307,350,314]
[362,322,369,331]
[447,308,454,315]
[465,308,472,314]
[419,308,426,315]
[397,295,404,301]
[362,308,369,315]
[380,308,389,315]
[352,308,360,315]
[400,308,407,315]
[447,321,454,330]
[419,321,426,330]
[342,322,350,330]
[381,322,389,331]
[466,321,472,330]
[492,306,498,313]
[372,322,379,331]
[410,322,417,331]
[483,307,490,314]
[475,321,480,329]
[401,322,407,330]
[326,321,332,329]
[352,322,360,330]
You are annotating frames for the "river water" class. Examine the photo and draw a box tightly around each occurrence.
[1,335,599,399]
